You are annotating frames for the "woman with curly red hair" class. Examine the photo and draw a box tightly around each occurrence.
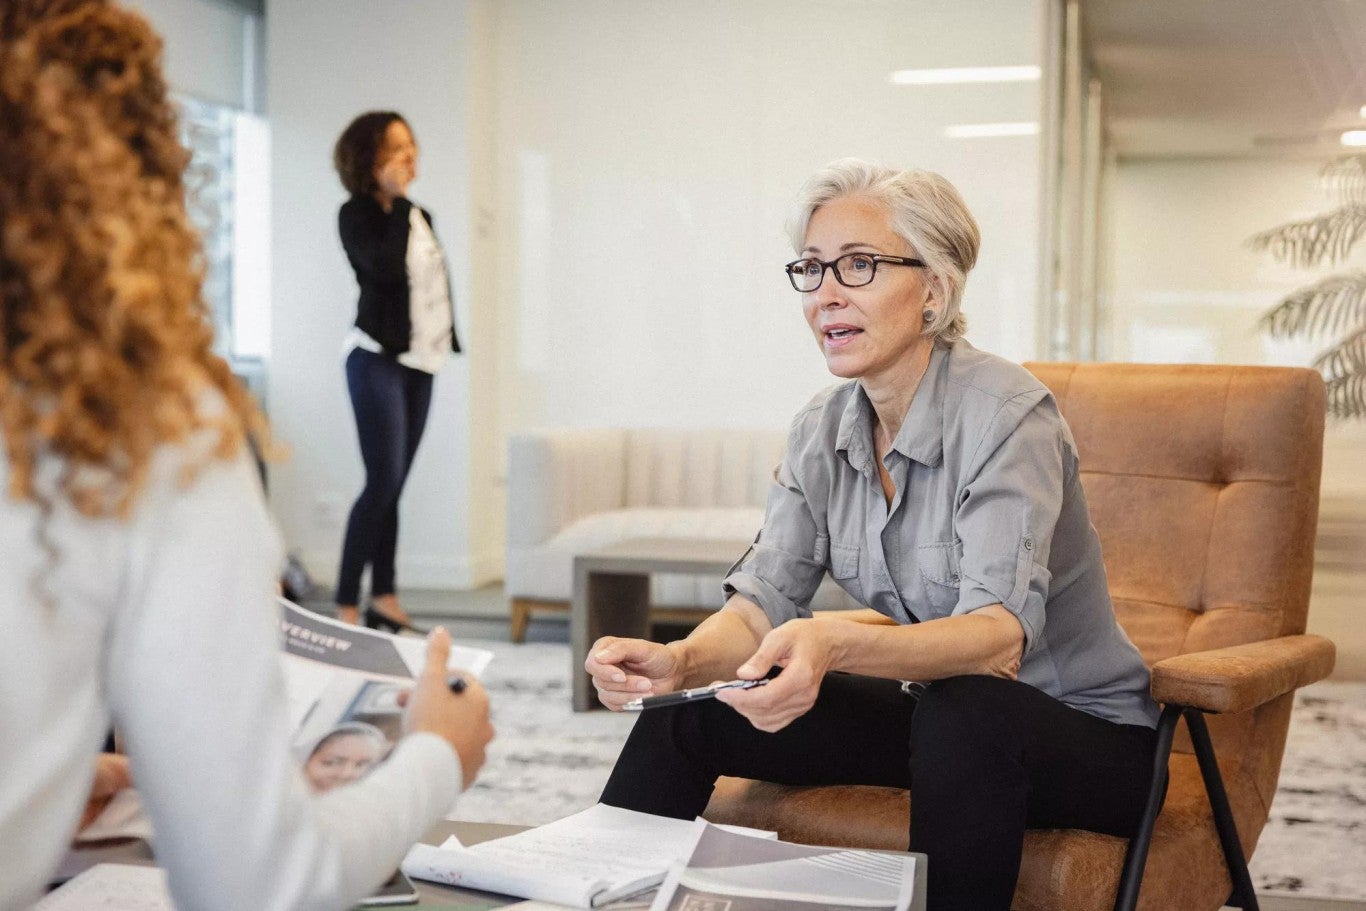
[0,2,493,908]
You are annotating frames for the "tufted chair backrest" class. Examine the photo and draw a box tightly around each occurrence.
[1025,362,1325,815]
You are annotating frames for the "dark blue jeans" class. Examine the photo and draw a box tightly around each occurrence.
[336,347,434,606]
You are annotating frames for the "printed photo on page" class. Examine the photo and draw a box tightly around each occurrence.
[280,598,493,794]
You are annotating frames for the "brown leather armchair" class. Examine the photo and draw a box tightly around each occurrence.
[703,363,1336,911]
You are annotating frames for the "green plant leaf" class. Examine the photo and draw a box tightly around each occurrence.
[1325,372,1366,419]
[1247,204,1366,268]
[1260,270,1366,337]
[1313,326,1366,380]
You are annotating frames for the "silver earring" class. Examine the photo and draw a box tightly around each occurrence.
[923,308,935,323]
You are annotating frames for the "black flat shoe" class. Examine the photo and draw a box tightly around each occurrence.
[362,604,428,636]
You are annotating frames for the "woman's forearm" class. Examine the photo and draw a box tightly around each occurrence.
[668,596,773,688]
[827,604,1025,682]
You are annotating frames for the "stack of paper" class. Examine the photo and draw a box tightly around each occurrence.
[650,822,917,911]
[403,804,771,908]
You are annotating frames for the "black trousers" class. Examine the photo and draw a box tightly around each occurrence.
[601,673,1157,911]
[335,347,434,606]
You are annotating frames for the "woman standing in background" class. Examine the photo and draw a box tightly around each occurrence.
[332,112,461,631]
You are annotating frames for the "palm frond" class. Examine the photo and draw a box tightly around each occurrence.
[1325,372,1366,420]
[1313,325,1366,381]
[1321,155,1366,205]
[1247,204,1366,268]
[1260,270,1366,337]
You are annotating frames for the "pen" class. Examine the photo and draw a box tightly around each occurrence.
[623,678,768,711]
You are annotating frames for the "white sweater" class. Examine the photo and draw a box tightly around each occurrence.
[0,438,460,910]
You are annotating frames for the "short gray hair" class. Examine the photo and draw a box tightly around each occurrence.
[785,158,980,343]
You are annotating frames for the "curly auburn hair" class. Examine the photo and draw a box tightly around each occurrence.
[0,0,270,519]
[333,111,410,197]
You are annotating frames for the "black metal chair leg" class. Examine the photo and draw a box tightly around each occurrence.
[1185,710,1261,911]
[1112,704,1181,911]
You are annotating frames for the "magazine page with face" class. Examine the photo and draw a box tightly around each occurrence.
[280,598,493,796]
[69,600,493,841]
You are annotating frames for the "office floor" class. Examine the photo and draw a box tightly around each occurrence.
[386,585,1366,911]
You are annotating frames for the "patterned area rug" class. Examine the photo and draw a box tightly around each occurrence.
[450,640,637,825]
[1250,681,1366,900]
[452,639,1366,901]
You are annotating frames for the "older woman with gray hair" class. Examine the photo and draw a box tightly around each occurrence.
[586,159,1159,911]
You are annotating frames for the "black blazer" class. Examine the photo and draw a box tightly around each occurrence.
[338,194,462,355]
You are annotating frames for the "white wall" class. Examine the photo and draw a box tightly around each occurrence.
[266,1,485,589]
[1107,158,1351,365]
[122,0,252,110]
[1106,155,1366,678]
[265,0,1047,592]
[492,0,1046,444]
[1105,156,1366,495]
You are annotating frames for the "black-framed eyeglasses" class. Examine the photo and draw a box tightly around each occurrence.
[783,252,926,292]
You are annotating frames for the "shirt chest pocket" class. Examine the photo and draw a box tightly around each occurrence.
[825,536,866,606]
[915,540,962,619]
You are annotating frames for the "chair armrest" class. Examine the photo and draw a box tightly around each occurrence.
[1150,634,1336,714]
[506,429,627,548]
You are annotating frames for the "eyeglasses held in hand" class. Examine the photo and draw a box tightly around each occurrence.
[784,252,925,292]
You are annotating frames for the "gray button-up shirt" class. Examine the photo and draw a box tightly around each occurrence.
[724,340,1158,728]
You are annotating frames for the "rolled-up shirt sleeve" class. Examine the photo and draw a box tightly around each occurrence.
[723,430,826,628]
[951,393,1068,654]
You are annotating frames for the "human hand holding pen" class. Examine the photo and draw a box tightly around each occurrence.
[715,618,840,732]
[585,636,684,711]
[401,627,494,789]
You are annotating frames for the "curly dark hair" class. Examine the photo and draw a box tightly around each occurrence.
[333,111,411,197]
[0,0,271,519]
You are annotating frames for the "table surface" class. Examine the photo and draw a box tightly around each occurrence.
[56,823,520,908]
[416,821,926,911]
[60,819,926,910]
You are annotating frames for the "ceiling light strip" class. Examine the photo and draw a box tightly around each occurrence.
[890,66,1041,85]
[944,122,1040,139]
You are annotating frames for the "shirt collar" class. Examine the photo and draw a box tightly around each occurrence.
[891,342,948,468]
[835,342,949,472]
[835,385,875,472]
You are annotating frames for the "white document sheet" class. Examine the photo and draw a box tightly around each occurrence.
[500,899,654,911]
[33,864,173,911]
[404,804,754,907]
[649,823,916,911]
